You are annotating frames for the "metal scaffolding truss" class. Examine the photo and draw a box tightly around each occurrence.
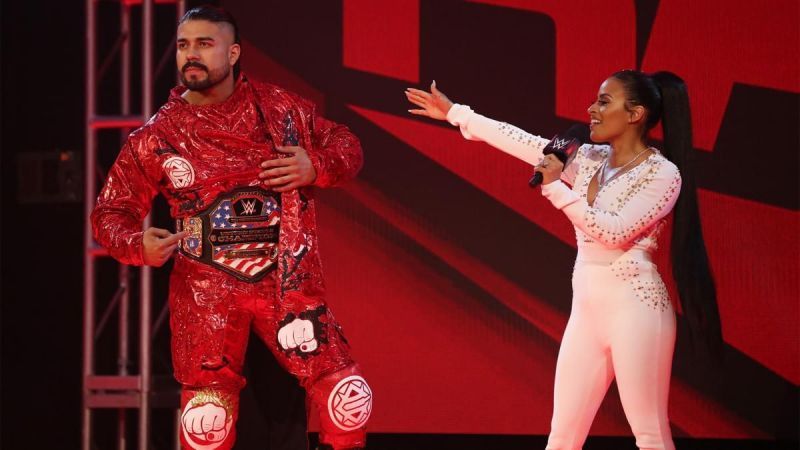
[83,1,185,449]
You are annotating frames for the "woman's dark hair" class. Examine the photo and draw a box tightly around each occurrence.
[612,69,723,358]
[179,5,241,80]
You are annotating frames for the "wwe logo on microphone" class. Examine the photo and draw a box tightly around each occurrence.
[550,137,570,150]
[529,124,589,188]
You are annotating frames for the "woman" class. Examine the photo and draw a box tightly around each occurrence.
[405,71,722,449]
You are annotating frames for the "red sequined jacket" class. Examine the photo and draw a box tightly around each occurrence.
[91,75,363,299]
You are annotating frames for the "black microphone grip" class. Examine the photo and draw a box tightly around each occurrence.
[529,171,544,187]
[528,125,588,188]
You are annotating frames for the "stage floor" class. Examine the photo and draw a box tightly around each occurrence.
[306,434,799,450]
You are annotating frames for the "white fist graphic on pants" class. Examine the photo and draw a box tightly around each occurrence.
[278,318,318,353]
[182,402,230,449]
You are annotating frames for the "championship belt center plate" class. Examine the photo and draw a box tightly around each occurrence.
[177,187,281,282]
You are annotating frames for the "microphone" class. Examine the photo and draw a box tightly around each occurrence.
[529,124,590,188]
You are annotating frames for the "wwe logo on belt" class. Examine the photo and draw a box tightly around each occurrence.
[231,196,267,219]
[240,199,257,215]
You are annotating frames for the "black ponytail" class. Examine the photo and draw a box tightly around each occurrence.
[613,70,723,358]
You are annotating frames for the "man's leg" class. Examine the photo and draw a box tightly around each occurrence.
[252,297,372,450]
[169,272,253,450]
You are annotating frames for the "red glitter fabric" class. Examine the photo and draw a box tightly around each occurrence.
[92,75,370,449]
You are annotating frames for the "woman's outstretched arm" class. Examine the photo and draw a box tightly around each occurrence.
[406,81,580,184]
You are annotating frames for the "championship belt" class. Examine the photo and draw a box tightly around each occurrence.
[177,187,281,282]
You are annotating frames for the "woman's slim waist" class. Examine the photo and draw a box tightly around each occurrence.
[575,245,653,265]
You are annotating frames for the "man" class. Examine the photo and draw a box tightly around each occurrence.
[91,6,371,450]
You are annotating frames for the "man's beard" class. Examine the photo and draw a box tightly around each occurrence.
[180,62,230,91]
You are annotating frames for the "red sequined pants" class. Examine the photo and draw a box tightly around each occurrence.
[169,261,371,450]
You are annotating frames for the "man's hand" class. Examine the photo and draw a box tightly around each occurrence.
[142,227,187,267]
[259,146,317,192]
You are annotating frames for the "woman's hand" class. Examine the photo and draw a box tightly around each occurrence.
[536,153,564,185]
[405,81,454,121]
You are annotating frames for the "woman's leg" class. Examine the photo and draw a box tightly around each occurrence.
[610,268,676,450]
[546,295,615,449]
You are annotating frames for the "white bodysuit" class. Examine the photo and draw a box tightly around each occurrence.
[447,104,680,450]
